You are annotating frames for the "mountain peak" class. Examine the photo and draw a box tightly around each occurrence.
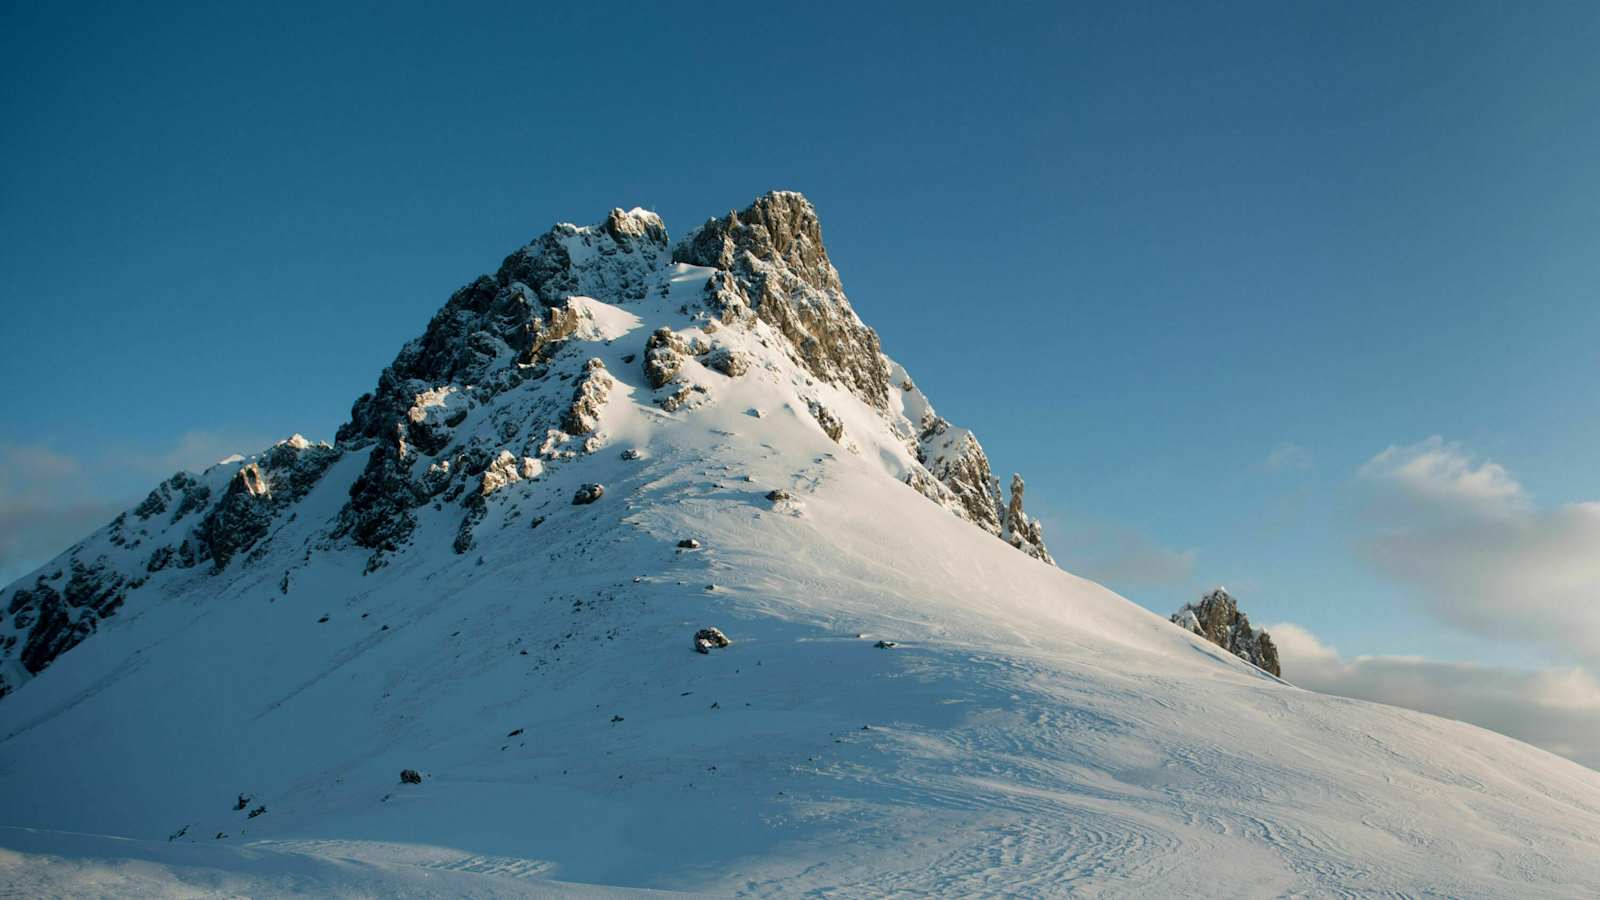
[0,190,1054,698]
[4,193,1600,896]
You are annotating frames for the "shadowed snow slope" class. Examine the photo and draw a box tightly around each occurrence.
[3,193,1600,897]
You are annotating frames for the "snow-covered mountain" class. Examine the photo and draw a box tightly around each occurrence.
[3,192,1599,897]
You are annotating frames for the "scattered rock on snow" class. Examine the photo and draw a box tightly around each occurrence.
[621,448,643,460]
[874,640,898,649]
[572,483,605,505]
[677,538,701,549]
[765,489,793,502]
[400,769,422,785]
[693,627,732,654]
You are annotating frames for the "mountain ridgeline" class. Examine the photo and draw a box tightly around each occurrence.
[0,191,1051,699]
[4,192,1599,897]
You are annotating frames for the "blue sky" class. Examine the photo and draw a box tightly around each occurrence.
[4,2,1600,753]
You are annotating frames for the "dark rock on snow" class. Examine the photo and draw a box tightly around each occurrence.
[1171,587,1281,677]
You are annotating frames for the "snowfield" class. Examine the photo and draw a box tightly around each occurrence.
[3,196,1599,897]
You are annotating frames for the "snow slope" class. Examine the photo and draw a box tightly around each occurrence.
[3,194,1600,897]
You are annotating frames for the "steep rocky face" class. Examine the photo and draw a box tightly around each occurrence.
[1172,588,1280,676]
[906,411,1052,563]
[674,192,892,411]
[1,435,337,698]
[1001,475,1053,564]
[1,191,1055,698]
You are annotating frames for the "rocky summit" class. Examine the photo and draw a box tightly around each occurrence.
[0,189,1050,696]
[3,193,1599,897]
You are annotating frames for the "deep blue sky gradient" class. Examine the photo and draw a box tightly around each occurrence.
[3,1,1598,666]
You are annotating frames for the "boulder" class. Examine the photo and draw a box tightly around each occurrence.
[693,627,731,654]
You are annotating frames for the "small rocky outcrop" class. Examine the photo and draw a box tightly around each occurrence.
[807,400,845,443]
[1001,475,1052,564]
[400,769,422,785]
[561,358,613,435]
[643,327,686,389]
[1172,588,1281,677]
[694,627,731,654]
[478,450,540,498]
[704,346,749,377]
[659,383,710,413]
[572,483,605,505]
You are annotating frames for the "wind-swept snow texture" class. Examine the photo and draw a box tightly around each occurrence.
[3,193,1599,898]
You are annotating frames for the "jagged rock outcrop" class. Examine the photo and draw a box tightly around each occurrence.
[674,192,891,411]
[704,345,749,377]
[915,415,1003,535]
[562,358,613,435]
[196,437,339,571]
[1172,588,1281,677]
[1001,475,1052,564]
[643,328,685,390]
[1,190,1057,701]
[808,400,846,443]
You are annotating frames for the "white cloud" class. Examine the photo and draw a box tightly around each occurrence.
[1271,622,1600,770]
[1264,442,1314,473]
[0,429,277,584]
[123,429,276,477]
[1358,436,1526,519]
[0,443,125,584]
[1356,437,1600,664]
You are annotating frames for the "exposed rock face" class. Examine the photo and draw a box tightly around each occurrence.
[562,358,612,435]
[904,417,1051,561]
[643,328,685,390]
[1172,588,1281,677]
[808,400,846,443]
[674,192,891,411]
[0,190,1058,701]
[5,560,126,686]
[337,281,579,448]
[915,416,1003,535]
[1001,475,1053,564]
[704,345,749,377]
